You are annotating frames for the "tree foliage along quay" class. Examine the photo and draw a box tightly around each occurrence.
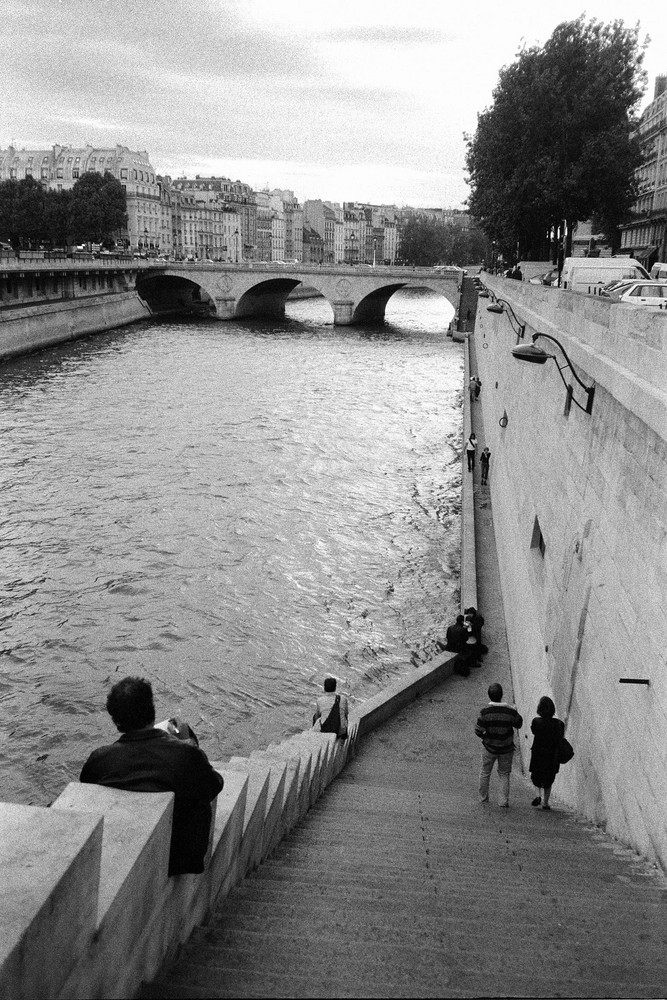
[397,217,489,267]
[465,16,647,262]
[0,171,127,249]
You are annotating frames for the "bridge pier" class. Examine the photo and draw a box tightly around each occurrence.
[213,297,238,320]
[332,301,354,326]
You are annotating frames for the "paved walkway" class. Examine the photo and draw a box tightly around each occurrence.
[143,348,667,999]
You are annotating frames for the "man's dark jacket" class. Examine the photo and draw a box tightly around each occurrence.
[445,623,469,653]
[80,729,224,876]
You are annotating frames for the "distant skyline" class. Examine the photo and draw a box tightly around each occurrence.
[2,0,666,208]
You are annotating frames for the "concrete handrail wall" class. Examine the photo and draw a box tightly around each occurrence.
[461,334,478,612]
[0,650,459,1000]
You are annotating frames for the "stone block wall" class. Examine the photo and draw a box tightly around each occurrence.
[474,276,666,868]
[0,652,456,1000]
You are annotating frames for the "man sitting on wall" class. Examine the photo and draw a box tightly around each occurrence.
[313,676,349,739]
[80,676,224,876]
[442,614,469,653]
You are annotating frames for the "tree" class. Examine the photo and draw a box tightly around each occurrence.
[43,189,72,247]
[12,177,46,247]
[398,217,489,266]
[465,16,647,260]
[69,171,127,244]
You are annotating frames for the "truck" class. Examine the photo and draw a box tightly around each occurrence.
[562,257,649,295]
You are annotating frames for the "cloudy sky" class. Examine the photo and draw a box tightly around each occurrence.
[2,0,666,207]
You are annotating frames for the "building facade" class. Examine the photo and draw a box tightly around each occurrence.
[619,75,667,267]
[0,144,162,251]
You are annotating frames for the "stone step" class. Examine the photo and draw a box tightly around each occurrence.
[149,934,666,1000]
[206,890,664,940]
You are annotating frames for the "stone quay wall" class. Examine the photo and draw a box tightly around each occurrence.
[473,275,666,869]
[0,291,151,362]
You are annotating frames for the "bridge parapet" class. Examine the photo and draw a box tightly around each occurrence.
[138,261,463,325]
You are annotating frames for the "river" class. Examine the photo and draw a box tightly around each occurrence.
[0,288,461,804]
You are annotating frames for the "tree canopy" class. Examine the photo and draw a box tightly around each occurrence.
[0,171,127,248]
[465,16,647,260]
[69,171,127,244]
[398,217,489,266]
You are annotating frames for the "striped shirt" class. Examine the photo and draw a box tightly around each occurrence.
[475,701,523,754]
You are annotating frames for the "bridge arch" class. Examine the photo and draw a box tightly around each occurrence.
[137,264,462,326]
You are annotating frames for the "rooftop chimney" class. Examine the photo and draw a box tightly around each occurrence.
[654,75,667,100]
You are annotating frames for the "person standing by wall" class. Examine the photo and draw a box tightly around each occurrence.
[465,433,477,472]
[529,696,565,810]
[480,447,491,485]
[475,682,523,807]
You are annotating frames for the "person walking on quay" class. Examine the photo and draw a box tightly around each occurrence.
[474,376,482,400]
[465,432,477,472]
[480,446,491,485]
[475,682,523,807]
[529,696,565,810]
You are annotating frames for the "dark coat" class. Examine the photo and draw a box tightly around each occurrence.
[80,728,224,875]
[529,716,565,789]
[445,623,469,653]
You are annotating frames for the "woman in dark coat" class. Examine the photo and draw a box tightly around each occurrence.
[529,696,565,810]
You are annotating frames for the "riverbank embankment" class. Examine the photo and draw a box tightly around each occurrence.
[0,291,150,361]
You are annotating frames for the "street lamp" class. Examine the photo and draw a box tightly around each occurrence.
[233,229,240,263]
[373,238,377,267]
[486,297,526,339]
[512,333,595,415]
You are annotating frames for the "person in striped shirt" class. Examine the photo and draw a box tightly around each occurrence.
[475,682,523,807]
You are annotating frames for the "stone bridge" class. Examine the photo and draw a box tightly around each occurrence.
[135,261,463,325]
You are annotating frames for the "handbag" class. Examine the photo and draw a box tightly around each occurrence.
[320,695,341,734]
[556,735,574,765]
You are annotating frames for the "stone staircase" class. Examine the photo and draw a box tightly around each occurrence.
[142,679,667,999]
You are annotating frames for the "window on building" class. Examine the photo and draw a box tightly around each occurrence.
[121,168,127,179]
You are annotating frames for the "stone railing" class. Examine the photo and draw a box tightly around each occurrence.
[0,651,457,1000]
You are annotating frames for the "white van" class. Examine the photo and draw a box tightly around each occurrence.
[650,262,667,281]
[562,257,649,295]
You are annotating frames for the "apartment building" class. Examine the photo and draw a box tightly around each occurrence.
[619,75,667,267]
[0,144,162,250]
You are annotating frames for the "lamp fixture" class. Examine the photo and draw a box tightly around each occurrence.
[486,297,526,338]
[511,333,595,415]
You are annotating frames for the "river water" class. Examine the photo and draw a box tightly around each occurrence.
[0,289,461,805]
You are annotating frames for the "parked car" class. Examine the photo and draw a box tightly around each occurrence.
[604,280,667,307]
[529,267,560,286]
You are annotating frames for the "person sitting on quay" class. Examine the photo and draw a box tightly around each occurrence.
[464,606,488,654]
[80,676,224,877]
[313,676,349,739]
[442,614,469,654]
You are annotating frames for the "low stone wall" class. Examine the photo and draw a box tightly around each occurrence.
[0,650,457,1000]
[0,291,151,361]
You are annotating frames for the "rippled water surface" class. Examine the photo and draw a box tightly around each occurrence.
[0,289,462,803]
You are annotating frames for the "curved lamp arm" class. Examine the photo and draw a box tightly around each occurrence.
[487,297,526,338]
[527,333,595,414]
